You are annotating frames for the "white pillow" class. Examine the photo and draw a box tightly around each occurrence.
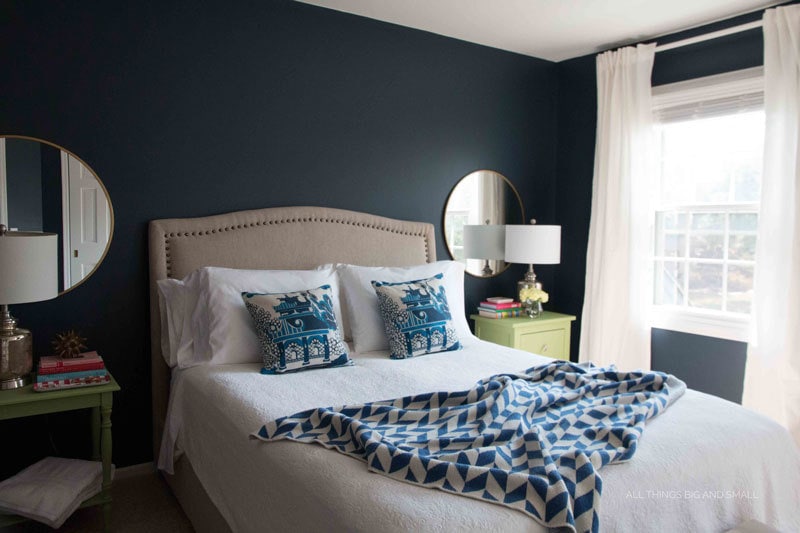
[157,280,178,367]
[338,261,471,353]
[192,266,343,365]
[315,263,350,341]
[156,270,204,369]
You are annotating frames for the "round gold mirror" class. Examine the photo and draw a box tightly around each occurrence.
[0,135,113,294]
[443,170,524,278]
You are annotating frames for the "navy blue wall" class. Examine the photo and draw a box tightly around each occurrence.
[651,328,747,401]
[0,0,557,470]
[553,12,766,404]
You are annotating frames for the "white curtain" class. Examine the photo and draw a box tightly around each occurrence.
[579,44,656,370]
[478,173,506,274]
[743,4,800,445]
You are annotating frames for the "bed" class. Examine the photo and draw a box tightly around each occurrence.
[149,206,800,533]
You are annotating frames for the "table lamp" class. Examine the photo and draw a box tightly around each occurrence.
[463,223,505,276]
[504,220,561,318]
[0,224,58,389]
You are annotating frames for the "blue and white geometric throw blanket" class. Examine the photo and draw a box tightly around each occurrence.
[253,361,686,533]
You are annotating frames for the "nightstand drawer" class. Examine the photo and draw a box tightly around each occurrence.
[519,329,566,359]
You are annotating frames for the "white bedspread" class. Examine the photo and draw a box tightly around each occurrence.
[161,337,800,532]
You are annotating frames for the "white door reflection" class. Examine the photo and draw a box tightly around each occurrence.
[64,152,110,287]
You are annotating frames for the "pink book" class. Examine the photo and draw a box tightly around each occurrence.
[485,297,513,304]
[38,361,105,374]
[480,301,521,310]
[39,351,103,369]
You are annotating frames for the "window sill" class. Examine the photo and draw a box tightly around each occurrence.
[651,306,751,343]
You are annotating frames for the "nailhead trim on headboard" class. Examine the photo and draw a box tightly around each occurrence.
[162,216,432,277]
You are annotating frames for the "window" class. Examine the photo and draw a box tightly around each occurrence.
[651,68,764,341]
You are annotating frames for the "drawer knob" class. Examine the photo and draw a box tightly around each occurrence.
[541,344,549,353]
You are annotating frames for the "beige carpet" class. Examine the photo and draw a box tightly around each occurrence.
[1,466,194,533]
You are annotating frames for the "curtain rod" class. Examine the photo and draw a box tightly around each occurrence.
[655,20,762,53]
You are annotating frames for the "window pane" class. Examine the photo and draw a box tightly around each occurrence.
[658,112,764,206]
[729,213,758,231]
[733,165,761,202]
[445,214,466,244]
[688,263,723,310]
[655,212,687,257]
[696,170,731,204]
[445,213,467,261]
[690,234,724,259]
[663,212,687,230]
[654,261,685,306]
[728,234,756,261]
[664,234,686,257]
[727,265,754,314]
[691,213,724,231]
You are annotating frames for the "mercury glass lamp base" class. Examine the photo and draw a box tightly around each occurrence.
[0,373,32,390]
[1,306,34,390]
[517,267,545,319]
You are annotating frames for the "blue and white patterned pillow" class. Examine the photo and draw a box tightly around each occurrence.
[242,285,352,374]
[371,274,460,359]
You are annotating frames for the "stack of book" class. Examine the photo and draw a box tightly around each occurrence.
[477,297,523,319]
[34,351,109,392]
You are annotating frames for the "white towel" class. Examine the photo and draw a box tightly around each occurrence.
[0,457,113,528]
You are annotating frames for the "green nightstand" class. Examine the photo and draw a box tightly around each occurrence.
[471,312,577,360]
[0,373,120,531]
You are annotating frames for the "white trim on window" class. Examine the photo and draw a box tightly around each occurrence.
[652,66,763,104]
[650,67,763,343]
[651,305,751,342]
[653,66,764,123]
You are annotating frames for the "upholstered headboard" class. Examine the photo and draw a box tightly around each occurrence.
[148,206,436,457]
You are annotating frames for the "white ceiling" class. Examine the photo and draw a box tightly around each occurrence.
[296,0,781,62]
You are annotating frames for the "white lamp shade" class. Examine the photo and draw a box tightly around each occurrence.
[463,225,505,260]
[0,231,58,304]
[504,225,561,264]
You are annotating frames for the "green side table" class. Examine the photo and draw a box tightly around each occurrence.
[0,373,120,531]
[471,312,577,360]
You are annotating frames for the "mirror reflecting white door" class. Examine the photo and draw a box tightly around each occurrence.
[0,136,113,293]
